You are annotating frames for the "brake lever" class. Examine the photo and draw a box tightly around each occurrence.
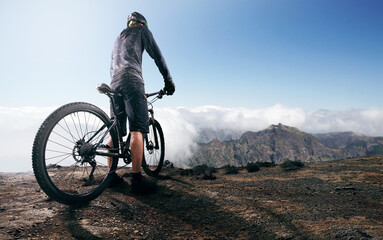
[158,89,165,99]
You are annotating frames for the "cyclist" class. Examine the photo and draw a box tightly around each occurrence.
[108,12,175,193]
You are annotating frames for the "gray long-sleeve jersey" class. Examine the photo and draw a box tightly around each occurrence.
[110,26,172,83]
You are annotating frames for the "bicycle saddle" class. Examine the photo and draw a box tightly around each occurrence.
[97,83,120,95]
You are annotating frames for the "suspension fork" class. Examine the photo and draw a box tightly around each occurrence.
[147,109,159,149]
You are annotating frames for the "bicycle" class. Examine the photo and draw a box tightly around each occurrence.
[32,83,166,205]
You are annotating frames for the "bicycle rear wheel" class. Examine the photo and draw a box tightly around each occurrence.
[32,102,119,205]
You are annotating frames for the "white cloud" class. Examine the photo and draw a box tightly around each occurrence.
[0,106,56,172]
[2,105,383,172]
[300,108,383,135]
[155,108,198,167]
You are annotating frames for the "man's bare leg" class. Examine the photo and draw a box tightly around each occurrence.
[107,133,143,173]
[130,131,143,173]
[130,131,157,193]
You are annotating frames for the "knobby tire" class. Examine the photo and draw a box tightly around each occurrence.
[32,102,119,205]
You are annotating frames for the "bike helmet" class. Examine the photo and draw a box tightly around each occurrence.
[127,12,148,28]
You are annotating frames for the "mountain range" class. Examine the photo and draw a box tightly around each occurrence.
[189,123,383,167]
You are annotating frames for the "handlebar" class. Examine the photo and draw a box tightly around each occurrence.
[98,83,166,112]
[145,89,165,99]
[97,83,166,99]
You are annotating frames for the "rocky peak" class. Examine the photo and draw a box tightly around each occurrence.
[190,124,383,168]
[191,124,333,167]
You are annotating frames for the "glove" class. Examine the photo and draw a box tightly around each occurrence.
[164,79,175,95]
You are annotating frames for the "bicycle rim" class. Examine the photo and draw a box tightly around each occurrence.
[33,103,118,204]
[142,120,165,176]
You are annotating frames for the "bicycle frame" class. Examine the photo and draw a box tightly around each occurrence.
[90,84,164,161]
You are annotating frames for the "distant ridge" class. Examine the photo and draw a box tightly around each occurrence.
[190,123,383,167]
[314,131,372,149]
[197,128,243,143]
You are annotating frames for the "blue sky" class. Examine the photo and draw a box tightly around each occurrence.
[1,0,382,110]
[1,0,383,172]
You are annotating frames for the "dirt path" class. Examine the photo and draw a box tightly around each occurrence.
[1,156,383,239]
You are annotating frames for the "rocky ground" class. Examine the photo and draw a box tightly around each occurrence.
[1,155,383,239]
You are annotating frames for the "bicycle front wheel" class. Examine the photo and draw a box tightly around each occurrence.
[142,119,165,176]
[127,120,165,176]
[32,102,119,205]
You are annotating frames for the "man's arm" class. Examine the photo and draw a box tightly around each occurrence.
[142,27,175,95]
[141,27,172,81]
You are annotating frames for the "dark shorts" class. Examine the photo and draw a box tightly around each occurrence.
[110,72,149,135]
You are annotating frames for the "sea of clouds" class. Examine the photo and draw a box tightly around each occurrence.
[2,105,383,172]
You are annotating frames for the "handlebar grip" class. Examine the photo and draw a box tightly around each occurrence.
[158,89,165,99]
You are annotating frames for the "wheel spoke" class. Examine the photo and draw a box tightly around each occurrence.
[77,112,84,139]
[59,119,77,143]
[70,113,82,140]
[84,112,89,141]
[51,129,76,145]
[45,152,72,162]
[48,139,73,151]
[142,120,164,176]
